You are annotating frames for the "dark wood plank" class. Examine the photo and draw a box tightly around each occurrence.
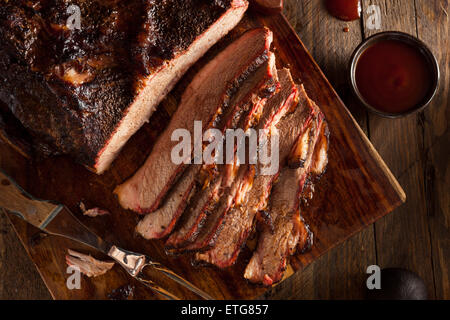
[264,0,376,300]
[0,142,51,299]
[0,213,51,300]
[415,0,450,299]
[361,0,436,299]
[0,11,405,300]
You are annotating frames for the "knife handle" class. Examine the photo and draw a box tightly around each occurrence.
[0,171,60,228]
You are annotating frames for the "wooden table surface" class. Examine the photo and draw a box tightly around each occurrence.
[0,0,448,300]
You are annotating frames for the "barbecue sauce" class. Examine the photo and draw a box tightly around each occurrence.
[326,0,361,21]
[355,40,433,114]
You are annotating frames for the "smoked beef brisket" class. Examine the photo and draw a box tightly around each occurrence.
[1,1,332,286]
[179,164,255,252]
[116,28,274,213]
[165,51,278,248]
[195,70,306,267]
[244,103,327,286]
[0,0,248,173]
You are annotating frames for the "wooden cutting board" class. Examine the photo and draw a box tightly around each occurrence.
[0,11,405,300]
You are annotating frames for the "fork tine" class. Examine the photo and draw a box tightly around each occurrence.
[149,261,214,300]
[135,275,181,300]
[109,246,211,299]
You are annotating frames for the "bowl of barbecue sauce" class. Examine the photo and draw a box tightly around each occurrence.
[350,32,439,118]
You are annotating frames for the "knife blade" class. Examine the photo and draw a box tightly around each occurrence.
[0,169,212,300]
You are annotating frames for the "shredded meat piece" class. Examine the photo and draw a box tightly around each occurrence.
[83,208,110,218]
[79,202,110,217]
[66,249,115,278]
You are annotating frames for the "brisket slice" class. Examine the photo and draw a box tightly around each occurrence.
[196,81,314,268]
[239,68,298,133]
[243,210,311,286]
[0,0,248,174]
[310,121,330,177]
[115,28,273,213]
[135,165,200,240]
[244,105,326,286]
[164,162,241,249]
[255,69,300,131]
[165,53,278,248]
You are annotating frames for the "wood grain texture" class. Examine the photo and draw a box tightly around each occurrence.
[361,0,440,299]
[0,213,51,300]
[414,0,449,299]
[0,142,51,299]
[284,0,369,133]
[0,10,405,300]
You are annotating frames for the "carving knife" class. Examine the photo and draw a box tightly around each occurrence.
[0,170,213,300]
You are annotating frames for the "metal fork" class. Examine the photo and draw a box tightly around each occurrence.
[0,169,213,300]
[108,246,213,300]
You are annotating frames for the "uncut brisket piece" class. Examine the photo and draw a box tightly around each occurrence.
[196,81,316,268]
[244,102,327,286]
[116,28,273,214]
[0,0,248,173]
[164,52,278,248]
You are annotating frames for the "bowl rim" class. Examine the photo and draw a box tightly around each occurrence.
[349,31,440,119]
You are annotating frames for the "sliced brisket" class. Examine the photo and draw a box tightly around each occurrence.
[115,28,273,213]
[0,0,248,173]
[196,80,315,268]
[181,164,255,253]
[244,104,326,286]
[256,69,300,131]
[165,174,224,249]
[135,47,277,241]
[165,52,278,248]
